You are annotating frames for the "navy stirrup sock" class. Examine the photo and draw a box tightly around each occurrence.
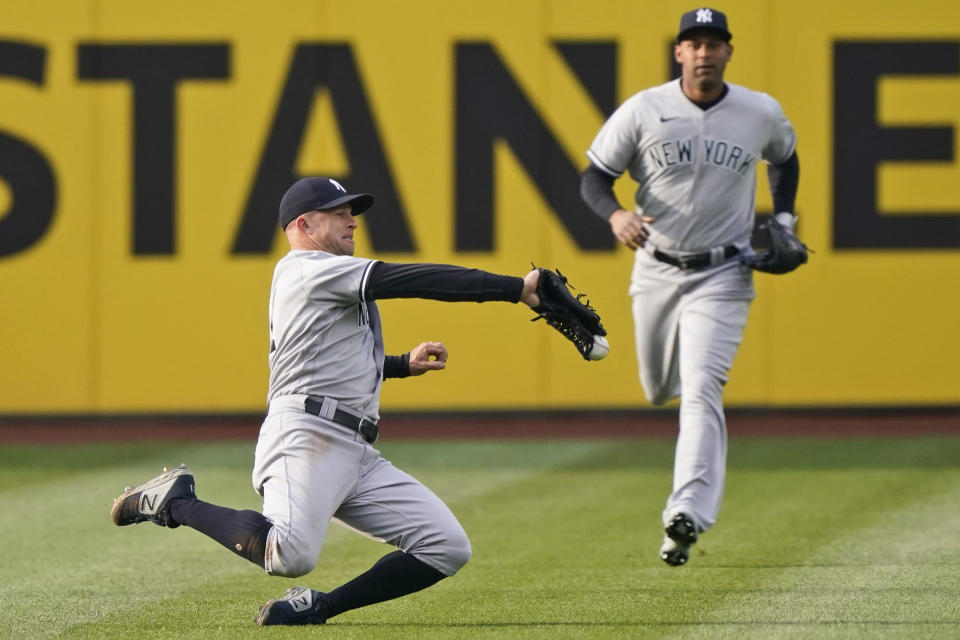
[169,498,271,568]
[323,550,446,617]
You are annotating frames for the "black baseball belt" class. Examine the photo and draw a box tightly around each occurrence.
[303,397,379,444]
[652,245,739,270]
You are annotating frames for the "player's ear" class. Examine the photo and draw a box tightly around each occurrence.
[673,43,683,63]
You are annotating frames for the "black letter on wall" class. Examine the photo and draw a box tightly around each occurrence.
[455,43,615,251]
[232,44,413,254]
[78,44,229,255]
[0,41,56,258]
[554,41,619,117]
[834,41,960,249]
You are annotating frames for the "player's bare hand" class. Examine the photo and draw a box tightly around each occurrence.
[408,341,448,376]
[609,209,655,251]
[521,269,541,307]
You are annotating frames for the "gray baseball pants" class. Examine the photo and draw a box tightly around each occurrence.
[252,395,471,577]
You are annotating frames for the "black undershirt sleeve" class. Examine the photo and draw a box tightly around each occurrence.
[579,164,622,220]
[366,262,524,303]
[383,353,410,379]
[767,150,800,213]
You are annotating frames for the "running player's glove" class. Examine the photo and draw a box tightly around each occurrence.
[530,266,609,361]
[741,213,809,275]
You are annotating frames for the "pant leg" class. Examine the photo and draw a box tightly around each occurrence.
[252,404,366,577]
[664,262,753,531]
[332,448,471,577]
[629,251,685,405]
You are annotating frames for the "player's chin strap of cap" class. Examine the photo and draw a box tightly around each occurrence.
[646,242,740,271]
[304,396,379,444]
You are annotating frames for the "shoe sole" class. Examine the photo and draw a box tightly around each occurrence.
[660,546,689,566]
[110,465,193,526]
[254,600,326,626]
[665,513,698,546]
[661,512,697,567]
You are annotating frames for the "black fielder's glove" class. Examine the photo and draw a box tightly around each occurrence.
[530,266,609,361]
[741,214,809,275]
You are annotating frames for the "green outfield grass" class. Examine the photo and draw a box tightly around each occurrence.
[1,436,958,639]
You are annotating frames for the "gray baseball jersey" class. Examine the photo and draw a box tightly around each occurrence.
[587,79,796,252]
[258,250,482,577]
[584,78,799,550]
[267,250,384,420]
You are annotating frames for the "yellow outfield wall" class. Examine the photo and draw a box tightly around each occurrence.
[1,0,958,412]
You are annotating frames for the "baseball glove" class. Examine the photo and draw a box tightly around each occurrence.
[530,266,608,361]
[741,216,809,274]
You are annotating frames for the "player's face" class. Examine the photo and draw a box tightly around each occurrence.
[675,32,732,94]
[305,204,358,256]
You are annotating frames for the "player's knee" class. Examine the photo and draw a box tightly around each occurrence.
[648,390,672,406]
[639,368,679,405]
[264,528,322,578]
[683,371,725,399]
[443,533,472,574]
[642,378,676,406]
[268,550,318,578]
[408,530,472,576]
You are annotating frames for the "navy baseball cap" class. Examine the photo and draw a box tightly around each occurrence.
[677,7,732,42]
[278,177,374,229]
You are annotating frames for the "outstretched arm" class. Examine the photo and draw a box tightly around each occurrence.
[367,263,535,305]
[370,265,606,366]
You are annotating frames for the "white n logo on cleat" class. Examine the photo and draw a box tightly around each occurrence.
[140,493,157,513]
[287,589,313,612]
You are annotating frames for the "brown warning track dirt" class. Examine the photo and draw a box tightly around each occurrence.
[0,409,958,444]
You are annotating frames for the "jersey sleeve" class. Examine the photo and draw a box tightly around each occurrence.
[294,253,380,305]
[586,94,643,177]
[367,262,523,302]
[761,94,797,165]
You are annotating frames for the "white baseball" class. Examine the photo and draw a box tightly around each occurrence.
[587,335,609,360]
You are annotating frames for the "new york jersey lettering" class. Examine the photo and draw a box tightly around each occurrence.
[703,138,756,175]
[647,138,695,169]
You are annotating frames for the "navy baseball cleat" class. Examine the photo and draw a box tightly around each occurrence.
[659,536,690,566]
[665,512,699,545]
[660,512,699,566]
[110,464,195,528]
[254,586,329,626]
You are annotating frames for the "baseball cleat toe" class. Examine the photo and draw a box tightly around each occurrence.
[110,464,196,528]
[659,536,690,566]
[660,512,700,566]
[665,512,699,546]
[254,586,328,626]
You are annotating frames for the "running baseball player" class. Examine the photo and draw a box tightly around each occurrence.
[110,176,603,625]
[580,7,801,566]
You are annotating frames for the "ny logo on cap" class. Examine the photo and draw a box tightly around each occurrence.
[329,178,347,193]
[696,8,713,23]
